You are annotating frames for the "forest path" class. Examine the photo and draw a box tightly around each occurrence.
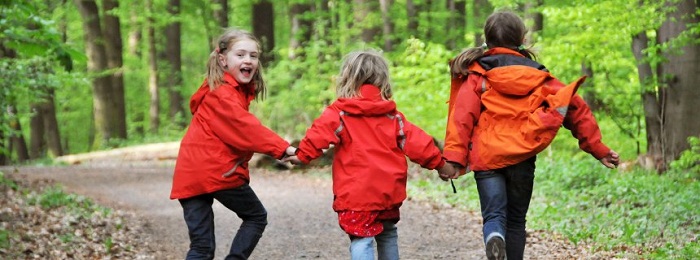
[5,144,586,259]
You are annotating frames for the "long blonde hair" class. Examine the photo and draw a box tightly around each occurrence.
[336,50,392,99]
[450,11,537,78]
[206,28,266,100]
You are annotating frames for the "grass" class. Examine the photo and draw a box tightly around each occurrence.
[406,116,700,259]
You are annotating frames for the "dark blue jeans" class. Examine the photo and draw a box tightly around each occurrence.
[474,157,535,260]
[179,184,268,260]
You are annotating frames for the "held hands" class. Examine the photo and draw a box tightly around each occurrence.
[600,150,620,169]
[437,162,460,181]
[281,146,303,165]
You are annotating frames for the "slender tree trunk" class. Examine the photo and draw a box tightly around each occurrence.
[289,3,312,60]
[445,0,466,49]
[212,0,228,28]
[379,0,394,51]
[147,0,159,134]
[102,0,127,139]
[524,0,543,44]
[354,0,380,44]
[29,104,46,159]
[253,0,275,66]
[473,0,493,46]
[127,4,142,57]
[656,0,700,171]
[165,0,186,128]
[42,88,63,157]
[406,0,418,36]
[74,0,120,148]
[632,31,663,165]
[8,105,29,163]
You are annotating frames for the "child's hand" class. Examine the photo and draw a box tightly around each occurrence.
[284,146,298,157]
[437,162,457,181]
[282,155,303,165]
[600,150,620,169]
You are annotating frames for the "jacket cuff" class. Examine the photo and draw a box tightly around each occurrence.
[443,150,468,167]
[589,143,611,160]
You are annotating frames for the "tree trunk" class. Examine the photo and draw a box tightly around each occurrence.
[289,3,312,60]
[8,105,29,163]
[473,0,493,46]
[147,0,160,134]
[524,0,543,44]
[212,0,228,28]
[252,0,275,66]
[165,0,186,128]
[656,0,700,171]
[29,104,46,159]
[379,0,394,51]
[127,3,143,57]
[406,0,418,36]
[102,0,127,139]
[445,0,466,49]
[354,0,380,44]
[74,0,121,148]
[632,31,663,167]
[42,88,63,157]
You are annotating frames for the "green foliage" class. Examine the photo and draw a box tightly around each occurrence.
[670,136,700,178]
[390,38,453,137]
[26,185,94,210]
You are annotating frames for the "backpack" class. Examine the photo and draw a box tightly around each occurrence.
[448,54,586,171]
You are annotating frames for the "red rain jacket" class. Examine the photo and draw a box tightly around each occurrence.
[444,48,610,172]
[170,73,289,199]
[296,85,445,212]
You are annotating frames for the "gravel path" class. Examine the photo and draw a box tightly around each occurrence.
[7,161,588,259]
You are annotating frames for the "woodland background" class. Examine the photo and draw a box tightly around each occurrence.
[0,0,699,258]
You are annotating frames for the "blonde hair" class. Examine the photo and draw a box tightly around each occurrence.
[336,50,392,99]
[449,11,537,78]
[206,28,266,100]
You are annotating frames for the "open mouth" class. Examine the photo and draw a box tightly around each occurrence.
[240,68,253,77]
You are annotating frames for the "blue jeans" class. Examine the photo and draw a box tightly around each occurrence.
[474,157,535,260]
[179,184,268,260]
[349,222,399,260]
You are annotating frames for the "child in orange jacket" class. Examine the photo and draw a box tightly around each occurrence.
[285,50,456,260]
[444,11,619,260]
[170,28,296,259]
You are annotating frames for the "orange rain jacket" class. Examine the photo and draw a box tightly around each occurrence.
[170,73,289,199]
[444,48,611,172]
[295,84,445,212]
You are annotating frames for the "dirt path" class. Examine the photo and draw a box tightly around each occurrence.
[6,161,586,259]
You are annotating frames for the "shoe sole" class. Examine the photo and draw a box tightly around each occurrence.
[486,237,505,260]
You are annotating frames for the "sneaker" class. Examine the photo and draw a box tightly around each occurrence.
[485,235,505,260]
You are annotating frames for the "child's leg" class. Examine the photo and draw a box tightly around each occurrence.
[503,157,536,260]
[474,170,507,243]
[179,194,216,260]
[375,222,399,260]
[349,236,375,260]
[213,184,268,260]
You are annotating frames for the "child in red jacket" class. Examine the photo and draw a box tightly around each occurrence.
[284,50,457,260]
[170,28,296,259]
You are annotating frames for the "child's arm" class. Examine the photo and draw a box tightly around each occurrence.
[295,107,342,164]
[399,112,445,171]
[208,93,289,159]
[443,74,483,172]
[562,93,615,161]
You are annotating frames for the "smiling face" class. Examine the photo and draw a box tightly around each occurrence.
[219,39,259,84]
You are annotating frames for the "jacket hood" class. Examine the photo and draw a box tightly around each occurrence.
[333,84,397,116]
[478,48,551,96]
[189,73,249,114]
